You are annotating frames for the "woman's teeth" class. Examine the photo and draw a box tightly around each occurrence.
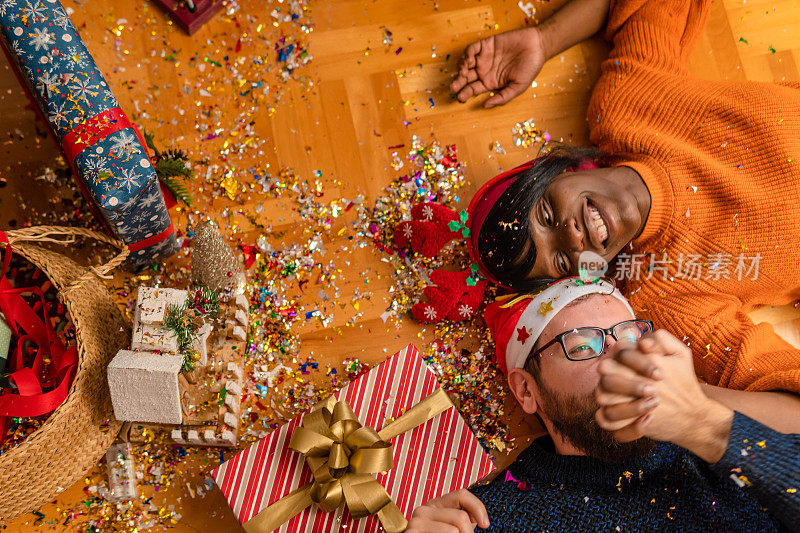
[588,204,608,244]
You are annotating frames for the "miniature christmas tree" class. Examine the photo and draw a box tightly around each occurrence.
[191,221,246,295]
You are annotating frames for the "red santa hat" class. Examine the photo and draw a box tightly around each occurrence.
[484,277,633,374]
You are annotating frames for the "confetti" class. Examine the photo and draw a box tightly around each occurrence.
[518,1,536,18]
[490,140,506,154]
[512,118,551,148]
[360,136,512,451]
[4,0,524,525]
[382,26,393,46]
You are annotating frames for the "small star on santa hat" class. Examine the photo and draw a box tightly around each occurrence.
[517,326,531,343]
[538,300,554,316]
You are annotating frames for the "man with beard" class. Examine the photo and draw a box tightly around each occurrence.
[407,277,799,532]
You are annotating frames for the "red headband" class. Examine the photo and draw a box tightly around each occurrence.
[466,158,599,287]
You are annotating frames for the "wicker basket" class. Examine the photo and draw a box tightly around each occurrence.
[0,226,131,521]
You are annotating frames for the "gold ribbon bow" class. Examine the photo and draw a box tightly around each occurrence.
[244,387,454,533]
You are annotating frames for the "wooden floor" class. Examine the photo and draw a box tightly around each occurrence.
[2,0,799,530]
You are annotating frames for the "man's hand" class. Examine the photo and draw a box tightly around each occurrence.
[450,27,547,108]
[407,489,490,533]
[592,339,660,441]
[595,330,734,463]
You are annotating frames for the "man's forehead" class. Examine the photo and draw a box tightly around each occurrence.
[546,295,634,332]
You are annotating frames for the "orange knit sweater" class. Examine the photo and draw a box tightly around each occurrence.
[588,0,800,394]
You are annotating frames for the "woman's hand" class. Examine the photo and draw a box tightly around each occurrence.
[595,330,734,463]
[407,489,490,533]
[450,27,547,108]
[449,0,613,107]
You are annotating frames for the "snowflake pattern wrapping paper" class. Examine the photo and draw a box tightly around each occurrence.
[0,0,179,267]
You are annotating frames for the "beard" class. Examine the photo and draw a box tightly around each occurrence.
[534,374,658,463]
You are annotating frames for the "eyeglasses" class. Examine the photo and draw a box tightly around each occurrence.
[528,319,654,362]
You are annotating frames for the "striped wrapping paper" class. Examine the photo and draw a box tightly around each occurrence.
[213,344,495,532]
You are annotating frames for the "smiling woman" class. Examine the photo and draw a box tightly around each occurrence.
[477,144,650,290]
[448,0,800,404]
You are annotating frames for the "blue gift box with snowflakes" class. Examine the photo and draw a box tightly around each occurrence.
[0,0,179,268]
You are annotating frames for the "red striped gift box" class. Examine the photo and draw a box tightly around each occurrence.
[212,344,495,532]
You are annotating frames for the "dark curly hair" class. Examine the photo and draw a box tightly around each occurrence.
[477,144,604,292]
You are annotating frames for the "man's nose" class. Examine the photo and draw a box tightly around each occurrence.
[600,333,617,356]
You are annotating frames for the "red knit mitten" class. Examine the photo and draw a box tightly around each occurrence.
[420,284,459,318]
[411,301,442,323]
[394,221,454,257]
[445,279,488,321]
[411,202,459,224]
[411,269,486,323]
[394,203,460,257]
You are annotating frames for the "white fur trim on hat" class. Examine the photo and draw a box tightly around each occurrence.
[506,278,634,370]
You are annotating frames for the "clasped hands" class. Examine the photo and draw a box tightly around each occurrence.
[595,329,734,463]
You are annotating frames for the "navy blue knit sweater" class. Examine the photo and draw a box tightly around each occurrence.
[470,412,799,532]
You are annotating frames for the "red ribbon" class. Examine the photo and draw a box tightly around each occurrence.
[0,232,78,444]
[128,224,175,253]
[61,107,144,167]
[161,181,178,210]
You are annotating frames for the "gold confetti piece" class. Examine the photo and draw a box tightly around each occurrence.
[220,173,239,200]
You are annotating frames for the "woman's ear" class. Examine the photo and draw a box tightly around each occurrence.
[507,368,540,415]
